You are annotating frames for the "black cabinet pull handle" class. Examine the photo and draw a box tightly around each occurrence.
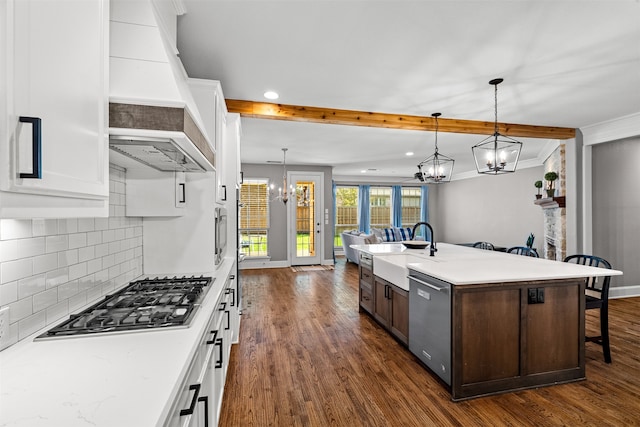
[206,329,218,345]
[224,310,230,330]
[215,337,223,368]
[178,183,186,203]
[218,302,227,311]
[221,185,227,201]
[198,395,209,427]
[229,288,235,307]
[179,383,201,416]
[19,116,42,179]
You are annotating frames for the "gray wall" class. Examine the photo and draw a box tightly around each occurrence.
[241,163,334,263]
[592,137,640,288]
[429,166,545,251]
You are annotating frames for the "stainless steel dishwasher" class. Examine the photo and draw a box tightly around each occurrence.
[408,269,452,385]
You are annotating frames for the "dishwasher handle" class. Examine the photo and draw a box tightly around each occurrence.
[408,275,449,292]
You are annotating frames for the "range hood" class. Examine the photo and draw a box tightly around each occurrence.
[108,0,214,172]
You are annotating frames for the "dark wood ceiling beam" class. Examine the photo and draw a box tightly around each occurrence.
[226,99,576,139]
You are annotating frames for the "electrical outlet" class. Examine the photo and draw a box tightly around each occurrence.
[0,306,11,351]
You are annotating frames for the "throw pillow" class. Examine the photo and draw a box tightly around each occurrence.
[394,227,413,241]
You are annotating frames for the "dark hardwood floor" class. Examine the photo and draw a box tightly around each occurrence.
[219,258,640,426]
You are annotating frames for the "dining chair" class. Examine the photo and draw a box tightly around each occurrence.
[506,246,539,257]
[564,254,613,363]
[473,241,495,250]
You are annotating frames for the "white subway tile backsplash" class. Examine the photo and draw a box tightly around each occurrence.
[68,233,87,250]
[0,240,18,263]
[69,263,88,281]
[1,164,143,345]
[0,281,18,305]
[57,281,79,300]
[58,249,79,268]
[87,231,102,246]
[32,219,58,237]
[1,258,33,284]
[33,253,58,275]
[8,297,33,323]
[18,310,46,340]
[45,235,69,254]
[78,246,95,263]
[33,288,58,312]
[0,219,33,240]
[46,268,69,288]
[69,292,87,313]
[18,274,46,299]
[46,300,69,324]
[17,237,45,259]
[78,218,95,232]
[87,258,102,275]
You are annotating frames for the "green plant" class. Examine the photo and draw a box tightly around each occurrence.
[544,171,558,182]
[534,180,543,189]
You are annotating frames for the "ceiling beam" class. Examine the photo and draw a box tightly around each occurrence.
[226,99,576,139]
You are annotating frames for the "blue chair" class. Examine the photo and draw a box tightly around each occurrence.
[564,254,613,363]
[506,246,539,257]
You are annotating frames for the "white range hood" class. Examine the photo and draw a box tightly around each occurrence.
[108,0,214,172]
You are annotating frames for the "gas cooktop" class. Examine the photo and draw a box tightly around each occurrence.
[37,275,213,340]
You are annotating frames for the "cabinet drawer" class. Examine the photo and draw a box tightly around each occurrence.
[359,282,373,314]
[359,267,374,284]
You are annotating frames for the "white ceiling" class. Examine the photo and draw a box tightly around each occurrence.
[176,0,640,181]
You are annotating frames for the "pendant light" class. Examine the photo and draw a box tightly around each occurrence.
[270,148,295,204]
[472,78,522,174]
[417,112,455,183]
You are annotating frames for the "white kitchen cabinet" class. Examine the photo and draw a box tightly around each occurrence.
[225,113,242,188]
[125,168,187,217]
[215,91,228,204]
[166,265,238,427]
[0,0,109,218]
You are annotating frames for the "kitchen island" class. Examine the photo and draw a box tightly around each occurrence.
[352,243,623,400]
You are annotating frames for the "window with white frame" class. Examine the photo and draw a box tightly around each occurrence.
[239,178,269,257]
[401,187,421,229]
[369,187,392,229]
[334,186,359,247]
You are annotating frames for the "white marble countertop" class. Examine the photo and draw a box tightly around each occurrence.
[355,243,622,286]
[0,258,235,427]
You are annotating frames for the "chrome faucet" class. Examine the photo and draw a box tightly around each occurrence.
[411,222,436,256]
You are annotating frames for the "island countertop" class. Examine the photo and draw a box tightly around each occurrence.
[353,242,622,286]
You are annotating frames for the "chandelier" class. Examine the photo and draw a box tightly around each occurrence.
[471,78,522,174]
[416,112,454,183]
[270,148,295,204]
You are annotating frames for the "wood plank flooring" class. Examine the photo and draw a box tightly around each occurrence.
[219,259,640,426]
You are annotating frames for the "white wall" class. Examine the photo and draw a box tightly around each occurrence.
[430,167,545,251]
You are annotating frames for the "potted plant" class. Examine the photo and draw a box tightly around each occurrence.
[544,171,558,198]
[534,180,543,199]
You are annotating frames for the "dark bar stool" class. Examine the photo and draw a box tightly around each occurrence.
[473,241,495,250]
[564,254,613,363]
[506,246,539,257]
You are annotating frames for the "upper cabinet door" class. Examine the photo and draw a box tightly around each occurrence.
[1,0,109,217]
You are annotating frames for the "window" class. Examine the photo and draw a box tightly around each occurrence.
[401,187,421,228]
[239,178,269,257]
[370,187,392,229]
[334,186,358,247]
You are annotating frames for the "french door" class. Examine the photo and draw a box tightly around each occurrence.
[288,172,323,266]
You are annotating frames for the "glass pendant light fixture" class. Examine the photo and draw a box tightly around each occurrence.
[270,148,295,204]
[417,112,455,183]
[472,78,522,174]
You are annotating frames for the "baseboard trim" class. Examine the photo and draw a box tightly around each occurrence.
[610,285,640,299]
[239,260,289,270]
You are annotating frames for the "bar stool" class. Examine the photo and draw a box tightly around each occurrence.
[564,254,613,363]
[506,246,539,257]
[473,241,495,250]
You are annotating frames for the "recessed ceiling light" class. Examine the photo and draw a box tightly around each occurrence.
[264,91,279,100]
[406,152,414,156]
[360,170,367,173]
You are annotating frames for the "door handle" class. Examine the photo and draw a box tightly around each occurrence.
[18,116,42,179]
[178,183,186,203]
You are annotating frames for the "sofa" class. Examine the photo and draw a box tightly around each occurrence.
[340,226,415,264]
[341,231,377,264]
